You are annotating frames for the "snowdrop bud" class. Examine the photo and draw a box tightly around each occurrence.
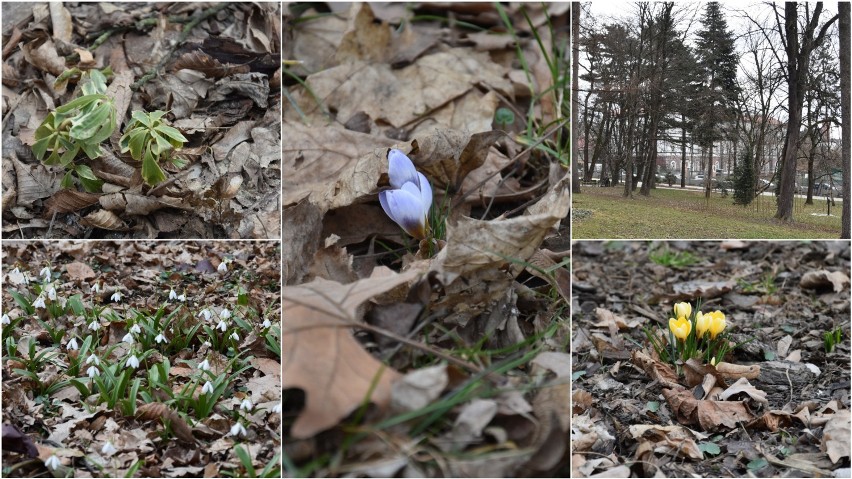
[122,333,134,344]
[228,422,247,437]
[101,441,117,455]
[240,398,253,411]
[126,355,140,369]
[261,319,271,329]
[272,402,282,414]
[67,337,79,350]
[1,314,10,325]
[88,320,100,331]
[220,309,231,320]
[177,293,186,302]
[40,266,51,281]
[87,365,100,378]
[202,381,214,394]
[230,332,239,341]
[199,309,212,321]
[216,320,227,332]
[92,282,101,293]
[111,291,122,302]
[44,454,61,470]
[86,354,100,366]
[46,286,57,301]
[203,341,212,348]
[155,333,168,344]
[33,296,46,310]
[130,324,142,334]
[198,359,211,371]
[169,289,177,300]
[218,262,228,273]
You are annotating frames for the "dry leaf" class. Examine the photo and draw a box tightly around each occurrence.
[821,409,851,464]
[629,424,704,460]
[718,377,768,407]
[44,190,100,216]
[663,388,755,431]
[632,350,683,391]
[800,270,850,293]
[671,280,736,300]
[65,262,95,281]
[81,210,126,231]
[136,402,195,444]
[390,364,448,413]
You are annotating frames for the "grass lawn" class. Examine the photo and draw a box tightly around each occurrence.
[573,186,843,239]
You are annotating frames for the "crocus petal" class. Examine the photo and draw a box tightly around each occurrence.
[381,188,427,239]
[417,172,433,218]
[387,149,419,189]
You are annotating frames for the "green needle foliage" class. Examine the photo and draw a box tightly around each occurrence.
[119,110,188,186]
[32,69,116,192]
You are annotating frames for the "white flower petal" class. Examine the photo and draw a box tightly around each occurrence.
[45,454,61,470]
[387,149,419,189]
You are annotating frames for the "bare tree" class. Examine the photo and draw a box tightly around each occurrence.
[572,2,581,195]
[841,2,850,238]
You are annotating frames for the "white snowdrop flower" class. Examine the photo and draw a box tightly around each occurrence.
[1,314,10,325]
[86,354,100,366]
[198,309,212,321]
[122,333,134,344]
[272,402,282,414]
[129,324,142,334]
[101,441,117,455]
[40,266,51,281]
[92,281,101,293]
[87,365,100,378]
[177,293,186,302]
[46,286,57,301]
[203,341,212,348]
[155,333,168,344]
[111,291,122,302]
[220,309,231,320]
[44,454,61,470]
[33,295,46,310]
[8,267,25,284]
[261,319,271,329]
[228,422,247,437]
[216,320,228,332]
[88,320,100,331]
[67,337,79,350]
[126,354,140,369]
[218,261,228,273]
[198,359,211,371]
[169,289,177,300]
[202,381,214,394]
[230,332,239,341]
[240,398,253,411]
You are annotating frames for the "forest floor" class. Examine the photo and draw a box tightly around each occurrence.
[2,2,281,239]
[1,241,281,477]
[572,241,851,478]
[573,187,842,239]
[282,3,570,477]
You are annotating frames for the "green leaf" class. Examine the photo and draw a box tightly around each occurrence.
[154,124,187,145]
[31,136,52,161]
[8,291,34,313]
[70,102,112,140]
[78,174,103,193]
[141,145,166,186]
[234,444,256,477]
[747,458,768,470]
[127,129,148,160]
[79,140,102,160]
[75,164,99,181]
[60,171,75,189]
[571,370,586,381]
[495,107,514,126]
[645,401,660,413]
[130,110,154,128]
[150,129,172,156]
[59,144,80,166]
[698,442,721,456]
[55,94,104,114]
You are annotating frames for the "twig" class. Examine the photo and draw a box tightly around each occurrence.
[130,3,231,91]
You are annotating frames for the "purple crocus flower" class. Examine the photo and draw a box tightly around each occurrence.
[379,149,432,239]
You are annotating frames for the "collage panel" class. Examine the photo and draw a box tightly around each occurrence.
[0,240,281,477]
[283,2,570,477]
[571,2,849,240]
[571,240,851,477]
[1,2,281,239]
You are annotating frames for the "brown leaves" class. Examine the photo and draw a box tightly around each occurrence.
[65,261,95,281]
[663,387,755,431]
[821,409,850,463]
[172,51,250,79]
[800,270,850,293]
[136,403,195,444]
[283,267,422,438]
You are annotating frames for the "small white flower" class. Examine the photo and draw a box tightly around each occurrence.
[46,286,57,301]
[67,337,79,350]
[240,398,253,411]
[130,324,142,334]
[40,266,51,281]
[155,333,168,344]
[272,402,282,414]
[262,319,272,329]
[44,454,61,470]
[101,441,117,455]
[126,355,140,369]
[218,261,228,273]
[122,333,134,344]
[230,332,239,341]
[111,291,122,302]
[198,309,212,321]
[86,354,100,366]
[198,359,211,371]
[88,320,100,331]
[1,314,10,325]
[92,282,101,293]
[220,309,231,320]
[203,341,212,348]
[87,365,100,378]
[216,320,228,332]
[177,293,186,302]
[228,422,247,437]
[202,381,214,394]
[169,289,178,300]
[33,295,46,309]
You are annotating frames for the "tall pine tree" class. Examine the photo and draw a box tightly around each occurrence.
[694,2,739,199]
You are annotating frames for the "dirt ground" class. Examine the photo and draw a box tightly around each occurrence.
[2,2,281,239]
[571,241,851,478]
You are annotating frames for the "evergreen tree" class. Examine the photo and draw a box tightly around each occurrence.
[732,146,756,205]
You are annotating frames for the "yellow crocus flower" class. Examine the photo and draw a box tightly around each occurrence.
[696,311,710,338]
[704,310,726,338]
[673,302,692,320]
[669,316,691,341]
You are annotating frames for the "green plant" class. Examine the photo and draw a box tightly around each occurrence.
[119,110,188,186]
[824,326,843,353]
[649,248,699,268]
[32,69,116,192]
[494,107,515,129]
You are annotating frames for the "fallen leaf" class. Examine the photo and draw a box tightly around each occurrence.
[65,262,95,281]
[821,409,851,463]
[390,364,448,413]
[629,424,704,460]
[663,388,755,431]
[671,280,736,300]
[718,378,768,407]
[800,270,850,293]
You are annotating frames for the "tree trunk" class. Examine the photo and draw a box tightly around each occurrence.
[571,2,581,195]
[841,2,850,239]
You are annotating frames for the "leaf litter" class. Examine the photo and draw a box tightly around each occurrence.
[283,3,569,477]
[572,241,851,478]
[2,2,281,239]
[1,240,281,477]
